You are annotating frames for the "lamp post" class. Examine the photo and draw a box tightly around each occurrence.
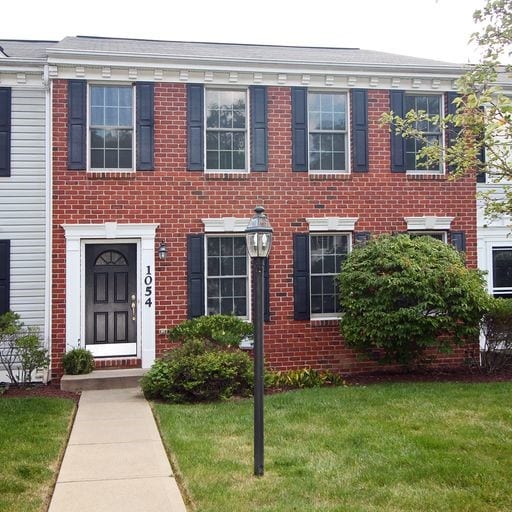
[245,206,273,477]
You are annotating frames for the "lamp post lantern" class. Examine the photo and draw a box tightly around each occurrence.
[245,206,273,477]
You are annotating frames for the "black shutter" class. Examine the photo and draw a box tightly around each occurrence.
[0,240,10,314]
[450,231,466,252]
[136,82,154,171]
[250,86,268,172]
[264,257,270,322]
[292,87,308,172]
[446,92,460,173]
[0,87,11,177]
[68,80,86,170]
[293,234,310,320]
[187,84,204,171]
[354,231,371,247]
[390,90,406,172]
[352,89,369,172]
[187,234,204,318]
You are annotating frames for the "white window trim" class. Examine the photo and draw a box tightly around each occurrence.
[204,87,250,173]
[87,82,136,173]
[202,217,249,233]
[404,216,454,231]
[307,217,358,232]
[404,92,445,175]
[204,233,251,321]
[307,90,351,175]
[309,231,352,321]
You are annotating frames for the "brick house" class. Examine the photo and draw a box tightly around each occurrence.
[40,36,477,380]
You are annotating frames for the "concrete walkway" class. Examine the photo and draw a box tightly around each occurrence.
[48,388,187,512]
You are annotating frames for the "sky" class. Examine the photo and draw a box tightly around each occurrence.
[3,0,486,64]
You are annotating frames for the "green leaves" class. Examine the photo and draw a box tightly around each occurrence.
[338,235,489,365]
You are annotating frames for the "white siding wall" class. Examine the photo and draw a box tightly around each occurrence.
[0,88,46,330]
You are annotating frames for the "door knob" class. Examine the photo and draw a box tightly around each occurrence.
[131,294,136,321]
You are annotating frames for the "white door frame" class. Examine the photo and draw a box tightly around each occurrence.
[62,222,158,368]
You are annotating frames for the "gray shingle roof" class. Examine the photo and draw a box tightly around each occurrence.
[0,40,57,60]
[50,36,460,68]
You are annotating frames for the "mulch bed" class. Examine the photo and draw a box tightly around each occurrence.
[0,384,80,402]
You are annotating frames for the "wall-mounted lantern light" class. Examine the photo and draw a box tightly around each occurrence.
[158,241,167,260]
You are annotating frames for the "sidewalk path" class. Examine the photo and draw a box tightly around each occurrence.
[49,387,187,512]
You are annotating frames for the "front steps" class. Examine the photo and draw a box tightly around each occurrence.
[60,368,147,392]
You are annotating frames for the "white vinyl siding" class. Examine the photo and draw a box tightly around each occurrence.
[0,88,46,327]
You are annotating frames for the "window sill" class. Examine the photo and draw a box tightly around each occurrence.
[406,172,446,181]
[205,172,251,180]
[87,171,137,180]
[310,317,340,326]
[309,173,351,181]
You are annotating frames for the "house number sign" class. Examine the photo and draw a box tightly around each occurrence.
[144,266,153,307]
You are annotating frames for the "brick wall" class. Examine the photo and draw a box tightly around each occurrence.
[51,80,478,379]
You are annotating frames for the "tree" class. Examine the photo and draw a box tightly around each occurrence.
[338,235,489,365]
[381,0,512,219]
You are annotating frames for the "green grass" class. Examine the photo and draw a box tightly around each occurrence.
[0,397,76,512]
[154,382,512,512]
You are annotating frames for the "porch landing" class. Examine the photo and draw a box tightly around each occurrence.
[61,369,147,392]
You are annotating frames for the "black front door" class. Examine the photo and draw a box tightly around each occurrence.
[85,244,137,353]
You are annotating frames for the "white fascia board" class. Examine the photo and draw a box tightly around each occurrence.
[307,217,359,231]
[404,216,455,231]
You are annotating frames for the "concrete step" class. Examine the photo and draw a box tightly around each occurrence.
[61,369,147,392]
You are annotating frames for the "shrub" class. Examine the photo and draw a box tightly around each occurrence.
[481,297,512,373]
[167,314,253,348]
[0,311,49,384]
[141,339,253,403]
[338,234,489,365]
[265,368,345,389]
[62,348,94,375]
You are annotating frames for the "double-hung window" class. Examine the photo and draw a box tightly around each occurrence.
[405,94,442,172]
[310,234,350,316]
[206,89,247,171]
[206,236,248,317]
[308,92,348,172]
[492,248,512,298]
[89,85,134,170]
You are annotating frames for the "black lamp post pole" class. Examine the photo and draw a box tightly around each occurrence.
[253,255,265,477]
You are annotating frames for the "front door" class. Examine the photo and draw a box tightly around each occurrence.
[85,244,137,356]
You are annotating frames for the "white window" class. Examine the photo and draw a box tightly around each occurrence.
[206,236,249,317]
[405,94,443,172]
[89,85,134,170]
[308,92,348,172]
[492,248,512,298]
[310,234,350,317]
[206,89,247,171]
[408,231,447,243]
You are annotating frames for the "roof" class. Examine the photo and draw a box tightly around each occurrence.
[0,39,57,60]
[48,36,461,69]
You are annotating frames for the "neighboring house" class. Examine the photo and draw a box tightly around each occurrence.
[0,40,53,381]
[42,36,477,380]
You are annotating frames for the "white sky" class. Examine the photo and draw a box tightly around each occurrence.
[3,0,485,64]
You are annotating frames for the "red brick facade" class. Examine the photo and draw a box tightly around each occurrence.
[51,80,478,379]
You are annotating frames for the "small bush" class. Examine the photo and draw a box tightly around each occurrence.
[481,297,512,373]
[141,339,253,403]
[167,314,253,348]
[266,368,345,389]
[62,348,94,375]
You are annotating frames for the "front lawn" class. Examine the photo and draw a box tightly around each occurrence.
[0,397,76,512]
[154,382,512,512]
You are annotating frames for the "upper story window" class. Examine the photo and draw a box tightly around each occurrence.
[405,94,442,172]
[308,92,347,172]
[89,85,134,170]
[206,89,247,172]
[310,233,350,317]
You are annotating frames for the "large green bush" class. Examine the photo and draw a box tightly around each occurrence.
[141,339,253,403]
[338,234,489,365]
